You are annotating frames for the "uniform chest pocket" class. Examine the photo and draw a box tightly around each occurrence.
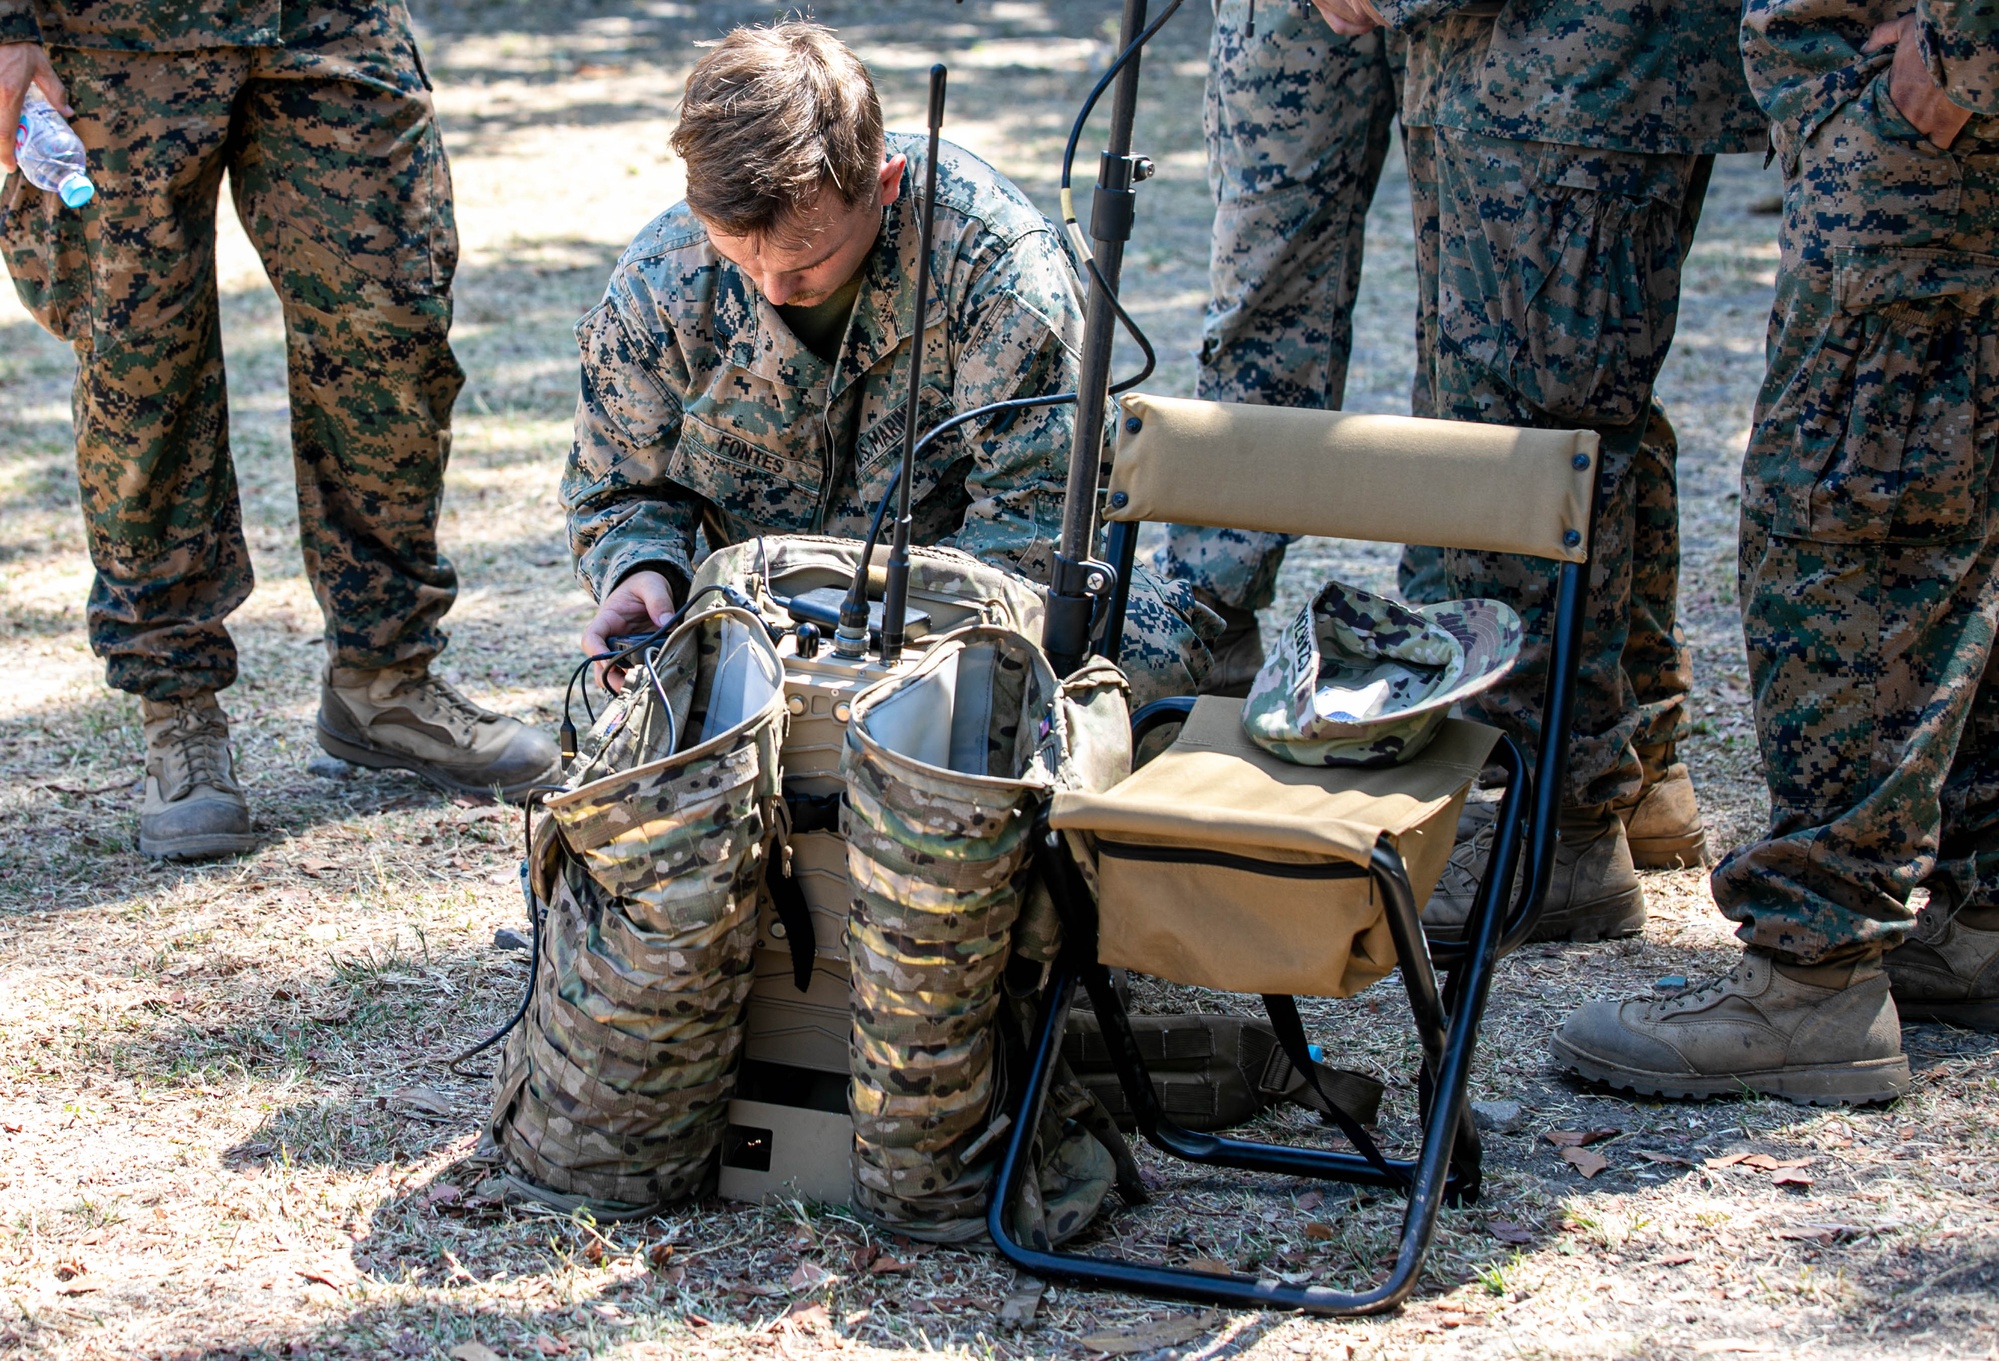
[676,411,824,532]
[1777,247,1999,546]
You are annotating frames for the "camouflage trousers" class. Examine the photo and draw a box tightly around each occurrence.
[1155,0,1399,616]
[1712,91,1999,963]
[0,8,463,702]
[1422,128,1709,807]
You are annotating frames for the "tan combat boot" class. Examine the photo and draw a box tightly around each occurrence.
[1422,799,1646,942]
[1884,893,1999,1032]
[1614,742,1707,869]
[139,693,256,862]
[1550,951,1911,1105]
[318,663,558,802]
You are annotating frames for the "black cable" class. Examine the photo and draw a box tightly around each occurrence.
[445,781,569,1078]
[1059,0,1187,198]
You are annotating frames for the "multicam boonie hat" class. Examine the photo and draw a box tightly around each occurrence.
[1243,581,1521,767]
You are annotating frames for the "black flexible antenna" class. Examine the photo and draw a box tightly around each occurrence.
[879,67,947,663]
[835,67,948,660]
[879,63,946,666]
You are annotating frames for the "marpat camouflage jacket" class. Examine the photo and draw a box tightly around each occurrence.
[563,133,1084,603]
[1745,0,1999,156]
[1,0,302,50]
[1382,0,1766,155]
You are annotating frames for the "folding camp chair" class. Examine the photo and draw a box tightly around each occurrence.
[988,393,1603,1314]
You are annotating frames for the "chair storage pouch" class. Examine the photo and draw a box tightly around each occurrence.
[486,607,788,1214]
[1051,697,1498,1000]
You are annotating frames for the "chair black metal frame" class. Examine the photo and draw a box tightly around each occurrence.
[987,509,1598,1315]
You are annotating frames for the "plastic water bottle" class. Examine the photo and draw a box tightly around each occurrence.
[14,89,94,208]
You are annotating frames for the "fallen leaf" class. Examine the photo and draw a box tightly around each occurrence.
[786,1261,834,1292]
[1692,1342,1765,1356]
[646,1241,677,1268]
[1739,1154,1810,1172]
[1661,1252,1697,1266]
[1774,1222,1858,1243]
[1486,1220,1535,1245]
[1303,1222,1335,1242]
[448,1345,503,1361]
[298,1259,358,1291]
[530,1338,570,1357]
[1634,1149,1695,1167]
[781,1302,831,1333]
[867,1254,911,1275]
[1294,1191,1324,1212]
[1183,1257,1236,1276]
[1560,1147,1610,1178]
[423,1182,462,1206]
[999,1278,1044,1326]
[1771,1168,1815,1188]
[393,1086,454,1118]
[1543,1128,1620,1148]
[1703,1153,1749,1170]
[1078,1311,1221,1355]
[658,1265,687,1287]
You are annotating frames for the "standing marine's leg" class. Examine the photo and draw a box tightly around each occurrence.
[2,48,253,703]
[1554,95,1999,1104]
[1155,0,1395,692]
[1613,154,1714,868]
[234,5,555,799]
[1422,129,1706,940]
[0,47,260,860]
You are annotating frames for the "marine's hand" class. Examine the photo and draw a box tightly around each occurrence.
[1309,0,1385,36]
[0,42,70,175]
[1867,14,1973,150]
[584,569,677,693]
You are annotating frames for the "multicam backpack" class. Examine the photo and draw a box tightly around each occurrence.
[485,606,786,1216]
[843,628,1139,1245]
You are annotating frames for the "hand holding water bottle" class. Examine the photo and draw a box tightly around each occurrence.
[2,41,92,207]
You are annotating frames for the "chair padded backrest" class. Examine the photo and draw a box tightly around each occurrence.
[1109,393,1597,563]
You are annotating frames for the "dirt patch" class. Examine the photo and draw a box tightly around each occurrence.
[2,3,1994,1359]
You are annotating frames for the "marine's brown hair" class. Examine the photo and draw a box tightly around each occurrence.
[670,22,886,238]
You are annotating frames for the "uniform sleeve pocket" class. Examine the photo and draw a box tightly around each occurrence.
[1779,247,1999,545]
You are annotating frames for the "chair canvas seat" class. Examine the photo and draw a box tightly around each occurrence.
[1050,697,1500,998]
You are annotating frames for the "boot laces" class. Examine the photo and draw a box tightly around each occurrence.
[159,703,234,794]
[403,674,493,739]
[1659,958,1752,1011]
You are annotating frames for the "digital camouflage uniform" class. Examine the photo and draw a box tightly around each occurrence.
[0,0,462,701]
[564,133,1212,702]
[1156,2,1401,619]
[1377,0,1765,807]
[1714,1,1999,963]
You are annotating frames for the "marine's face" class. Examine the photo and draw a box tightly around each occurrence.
[705,155,906,308]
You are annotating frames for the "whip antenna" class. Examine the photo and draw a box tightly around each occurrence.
[878,64,946,666]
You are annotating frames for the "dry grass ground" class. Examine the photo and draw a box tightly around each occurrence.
[2,3,1996,1359]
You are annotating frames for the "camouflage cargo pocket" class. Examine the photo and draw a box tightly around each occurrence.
[0,171,87,344]
[1440,131,1695,427]
[1772,246,1999,546]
